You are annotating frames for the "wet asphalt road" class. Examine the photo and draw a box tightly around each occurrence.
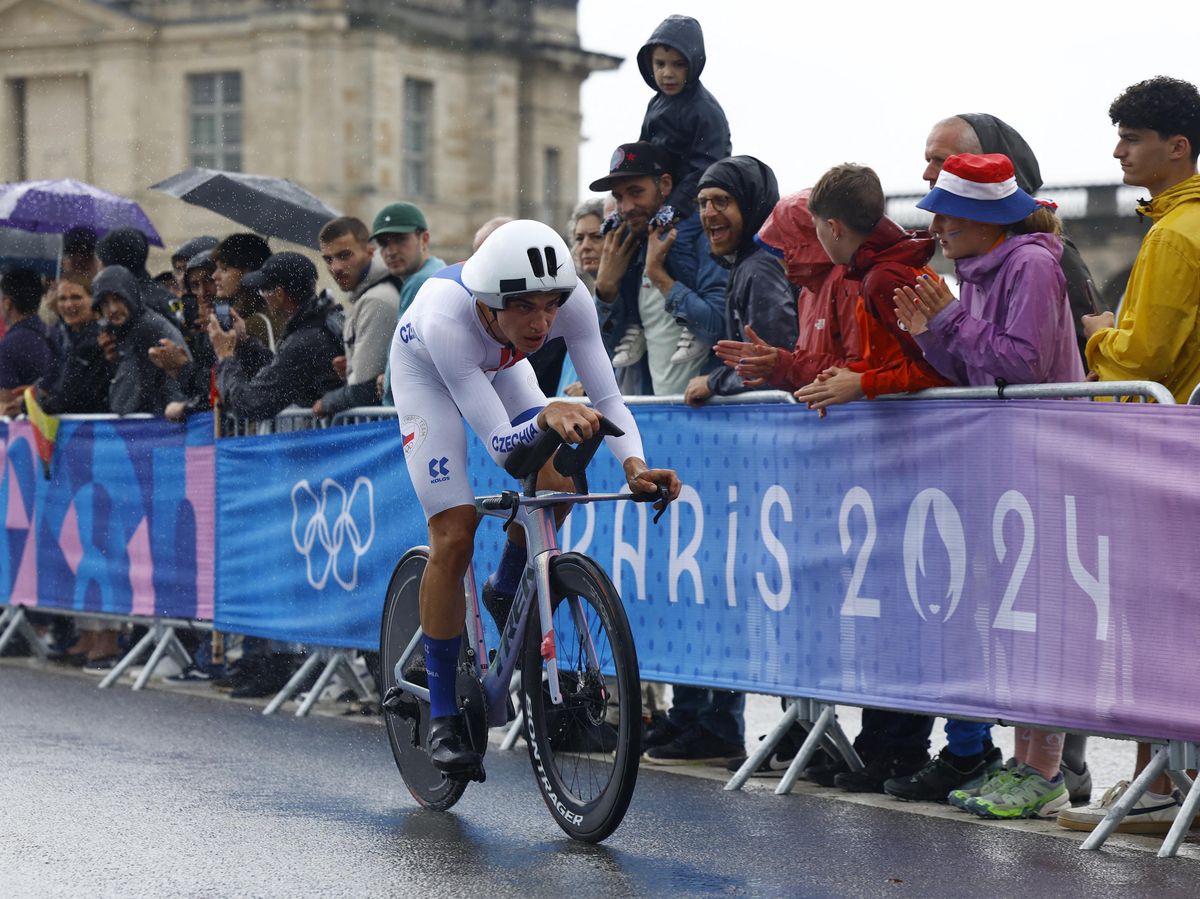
[3,664,1198,898]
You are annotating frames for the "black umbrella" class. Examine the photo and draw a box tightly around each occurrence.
[150,167,341,250]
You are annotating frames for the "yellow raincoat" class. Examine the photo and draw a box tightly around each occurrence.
[1086,174,1200,402]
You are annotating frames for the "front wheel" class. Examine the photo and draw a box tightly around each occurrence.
[521,552,641,843]
[379,547,468,811]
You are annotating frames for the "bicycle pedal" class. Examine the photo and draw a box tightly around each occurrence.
[381,685,410,715]
[449,763,487,785]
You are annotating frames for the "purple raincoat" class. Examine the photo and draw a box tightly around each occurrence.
[915,233,1085,386]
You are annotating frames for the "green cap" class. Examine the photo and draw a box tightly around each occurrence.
[370,202,428,239]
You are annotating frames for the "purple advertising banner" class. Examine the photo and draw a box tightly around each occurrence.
[464,398,1200,743]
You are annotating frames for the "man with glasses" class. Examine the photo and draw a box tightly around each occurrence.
[209,251,344,420]
[681,155,795,407]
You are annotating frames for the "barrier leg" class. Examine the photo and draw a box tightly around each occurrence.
[776,704,837,796]
[725,700,801,792]
[98,626,158,689]
[824,715,864,773]
[1166,770,1195,795]
[337,652,374,702]
[262,652,324,716]
[1159,741,1200,858]
[294,652,343,718]
[0,607,48,659]
[132,626,192,691]
[499,678,524,750]
[1080,743,1170,851]
[1159,774,1200,858]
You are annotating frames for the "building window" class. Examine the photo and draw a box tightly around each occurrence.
[188,72,243,171]
[542,147,562,227]
[9,79,28,180]
[403,78,433,198]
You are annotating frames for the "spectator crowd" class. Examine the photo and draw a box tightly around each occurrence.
[3,13,1198,840]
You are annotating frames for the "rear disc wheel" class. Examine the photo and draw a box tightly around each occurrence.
[379,547,468,811]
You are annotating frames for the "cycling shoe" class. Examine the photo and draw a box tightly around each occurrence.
[428,715,485,781]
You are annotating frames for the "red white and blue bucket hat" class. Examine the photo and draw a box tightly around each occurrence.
[917,153,1038,225]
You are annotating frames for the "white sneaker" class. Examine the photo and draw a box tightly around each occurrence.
[669,327,709,365]
[1056,779,1189,834]
[611,325,646,368]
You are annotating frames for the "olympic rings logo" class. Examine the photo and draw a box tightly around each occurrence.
[290,477,376,591]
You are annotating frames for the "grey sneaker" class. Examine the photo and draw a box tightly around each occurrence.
[948,761,1019,810]
[964,764,1069,819]
[1062,761,1092,804]
[669,327,709,364]
[611,324,647,368]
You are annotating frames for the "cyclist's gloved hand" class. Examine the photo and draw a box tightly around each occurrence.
[538,401,601,444]
[623,458,682,520]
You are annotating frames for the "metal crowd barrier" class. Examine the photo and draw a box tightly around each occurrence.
[8,387,1200,854]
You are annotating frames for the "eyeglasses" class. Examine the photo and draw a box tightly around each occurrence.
[696,195,732,213]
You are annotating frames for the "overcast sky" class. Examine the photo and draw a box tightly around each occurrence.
[576,0,1194,202]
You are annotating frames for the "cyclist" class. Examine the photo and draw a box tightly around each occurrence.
[389,219,682,777]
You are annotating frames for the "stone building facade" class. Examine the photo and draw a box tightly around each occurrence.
[0,0,618,262]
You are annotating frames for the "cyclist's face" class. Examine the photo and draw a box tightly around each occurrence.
[495,292,564,353]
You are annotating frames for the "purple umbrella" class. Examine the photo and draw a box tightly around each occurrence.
[0,179,163,246]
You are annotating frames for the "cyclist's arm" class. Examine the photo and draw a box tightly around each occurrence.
[558,281,646,464]
[422,312,548,465]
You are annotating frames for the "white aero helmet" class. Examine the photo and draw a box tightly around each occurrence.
[461,219,577,310]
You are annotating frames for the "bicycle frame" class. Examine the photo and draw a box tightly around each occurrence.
[392,489,637,730]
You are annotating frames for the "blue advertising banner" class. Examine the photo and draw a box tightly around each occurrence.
[0,414,215,620]
[215,420,427,647]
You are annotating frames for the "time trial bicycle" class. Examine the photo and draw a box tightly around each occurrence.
[379,419,668,843]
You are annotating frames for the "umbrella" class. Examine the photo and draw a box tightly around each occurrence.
[0,179,163,246]
[0,227,61,279]
[150,167,341,250]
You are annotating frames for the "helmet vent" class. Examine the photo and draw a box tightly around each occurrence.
[544,246,560,277]
[526,247,546,278]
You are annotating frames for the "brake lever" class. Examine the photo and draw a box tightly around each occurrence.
[631,484,671,524]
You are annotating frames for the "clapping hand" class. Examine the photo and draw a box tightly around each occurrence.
[714,324,779,387]
[793,366,864,416]
[894,274,954,336]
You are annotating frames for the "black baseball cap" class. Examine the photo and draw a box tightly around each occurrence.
[242,251,318,295]
[588,141,674,192]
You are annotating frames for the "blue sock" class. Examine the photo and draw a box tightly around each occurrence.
[490,538,527,597]
[423,634,461,719]
[944,719,992,757]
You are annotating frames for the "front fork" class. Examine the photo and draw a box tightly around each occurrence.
[532,548,562,706]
